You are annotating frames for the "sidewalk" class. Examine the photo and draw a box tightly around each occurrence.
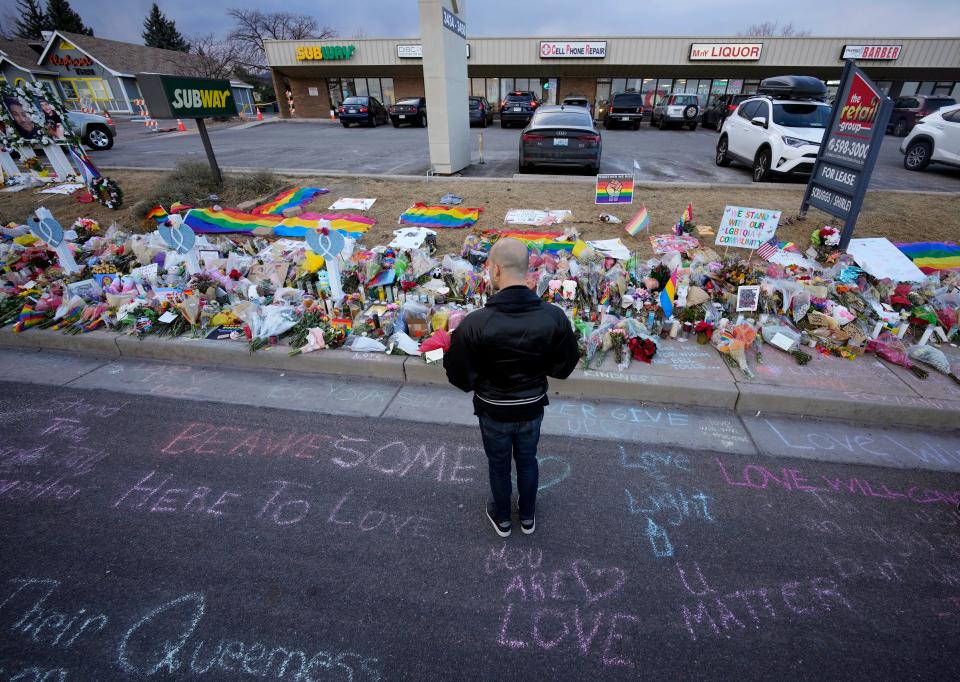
[2,325,958,431]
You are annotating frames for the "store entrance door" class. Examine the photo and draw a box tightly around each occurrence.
[541,78,558,105]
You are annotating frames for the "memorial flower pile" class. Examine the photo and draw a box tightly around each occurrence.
[1,188,958,393]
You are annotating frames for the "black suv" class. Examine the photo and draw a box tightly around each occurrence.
[389,97,427,127]
[888,95,957,136]
[499,91,540,127]
[703,94,751,131]
[602,92,645,130]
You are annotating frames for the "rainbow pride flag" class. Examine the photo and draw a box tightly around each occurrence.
[674,203,693,234]
[488,230,576,254]
[659,270,677,319]
[252,186,329,215]
[13,302,46,332]
[399,203,481,229]
[896,242,960,274]
[595,174,634,205]
[274,213,374,241]
[146,206,168,223]
[183,208,283,235]
[624,205,650,237]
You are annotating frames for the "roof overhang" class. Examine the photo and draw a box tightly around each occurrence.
[37,30,123,76]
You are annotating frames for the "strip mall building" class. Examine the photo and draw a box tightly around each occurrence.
[265,35,960,120]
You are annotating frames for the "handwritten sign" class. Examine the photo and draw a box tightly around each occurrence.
[715,205,781,249]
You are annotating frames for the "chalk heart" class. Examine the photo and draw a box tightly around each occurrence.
[511,455,571,493]
[572,560,626,605]
[27,215,64,247]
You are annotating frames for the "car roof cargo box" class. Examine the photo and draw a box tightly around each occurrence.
[757,76,828,100]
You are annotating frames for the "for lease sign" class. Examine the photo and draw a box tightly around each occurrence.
[689,43,762,61]
[540,41,607,58]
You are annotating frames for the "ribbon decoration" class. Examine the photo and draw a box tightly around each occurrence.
[305,221,346,301]
[29,208,81,274]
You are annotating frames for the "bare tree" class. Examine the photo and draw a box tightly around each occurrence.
[351,29,368,39]
[0,7,19,39]
[738,21,812,37]
[187,33,247,80]
[226,8,336,70]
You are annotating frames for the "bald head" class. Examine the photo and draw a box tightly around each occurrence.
[488,238,530,291]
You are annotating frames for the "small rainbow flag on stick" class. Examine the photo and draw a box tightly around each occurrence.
[624,205,650,237]
[674,203,693,235]
[252,186,329,215]
[659,270,678,319]
[146,206,168,224]
[399,203,481,228]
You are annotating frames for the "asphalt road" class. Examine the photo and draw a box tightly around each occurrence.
[2,372,959,680]
[96,117,960,191]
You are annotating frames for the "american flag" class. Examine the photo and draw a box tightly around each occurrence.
[755,237,780,261]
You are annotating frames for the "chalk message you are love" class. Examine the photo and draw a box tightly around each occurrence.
[0,576,382,681]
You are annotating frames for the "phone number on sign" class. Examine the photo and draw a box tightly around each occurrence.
[826,137,869,161]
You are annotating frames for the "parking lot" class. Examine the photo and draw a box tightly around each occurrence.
[98,117,960,191]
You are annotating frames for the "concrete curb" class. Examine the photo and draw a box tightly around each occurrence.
[2,327,957,431]
[95,165,960,195]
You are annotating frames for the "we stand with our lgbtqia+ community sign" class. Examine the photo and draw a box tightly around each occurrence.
[715,205,782,249]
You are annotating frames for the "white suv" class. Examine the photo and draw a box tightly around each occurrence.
[715,96,832,181]
[901,103,960,172]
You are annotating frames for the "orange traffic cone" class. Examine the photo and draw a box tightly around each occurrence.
[256,108,263,121]
[177,119,186,132]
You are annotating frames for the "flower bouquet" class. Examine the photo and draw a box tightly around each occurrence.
[712,324,757,378]
[810,226,841,262]
[865,332,927,379]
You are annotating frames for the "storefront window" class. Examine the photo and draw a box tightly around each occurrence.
[952,83,960,100]
[933,82,954,96]
[354,79,368,96]
[654,79,672,104]
[61,80,79,99]
[875,80,893,96]
[727,80,744,95]
[696,79,711,100]
[741,80,760,94]
[674,79,687,93]
[500,79,514,99]
[640,79,657,110]
[900,81,919,96]
[367,78,382,102]
[341,79,356,98]
[917,82,934,95]
[486,79,499,109]
[542,78,558,105]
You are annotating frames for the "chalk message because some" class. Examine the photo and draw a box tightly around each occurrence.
[715,205,781,249]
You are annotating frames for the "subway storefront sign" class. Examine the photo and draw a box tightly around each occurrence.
[296,45,356,61]
[137,74,237,118]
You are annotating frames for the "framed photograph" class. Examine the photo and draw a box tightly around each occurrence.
[736,285,760,312]
[35,96,66,141]
[2,94,42,141]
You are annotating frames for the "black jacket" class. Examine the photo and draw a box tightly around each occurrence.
[444,285,580,420]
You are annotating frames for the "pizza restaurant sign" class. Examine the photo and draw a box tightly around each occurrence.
[50,54,94,70]
[689,43,762,61]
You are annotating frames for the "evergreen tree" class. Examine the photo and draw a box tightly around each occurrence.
[14,0,47,40]
[142,3,190,52]
[44,0,94,36]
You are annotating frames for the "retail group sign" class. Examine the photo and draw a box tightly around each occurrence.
[540,41,607,58]
[801,61,893,250]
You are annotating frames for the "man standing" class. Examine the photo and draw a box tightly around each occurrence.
[444,238,580,537]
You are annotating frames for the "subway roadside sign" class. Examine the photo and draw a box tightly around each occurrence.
[800,61,893,250]
[137,74,237,119]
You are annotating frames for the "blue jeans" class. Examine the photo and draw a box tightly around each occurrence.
[478,413,543,522]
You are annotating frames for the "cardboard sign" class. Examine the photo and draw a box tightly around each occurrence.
[715,206,781,249]
[595,175,634,205]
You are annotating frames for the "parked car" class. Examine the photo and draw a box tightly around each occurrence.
[337,96,389,127]
[888,95,956,137]
[500,91,540,127]
[901,103,960,172]
[519,105,601,175]
[702,94,751,131]
[715,76,831,182]
[651,93,702,130]
[388,97,427,127]
[469,96,494,127]
[602,92,645,130]
[562,95,591,109]
[65,110,115,150]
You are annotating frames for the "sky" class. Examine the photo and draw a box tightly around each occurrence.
[4,0,960,42]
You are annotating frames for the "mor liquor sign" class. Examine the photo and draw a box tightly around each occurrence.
[800,61,893,249]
